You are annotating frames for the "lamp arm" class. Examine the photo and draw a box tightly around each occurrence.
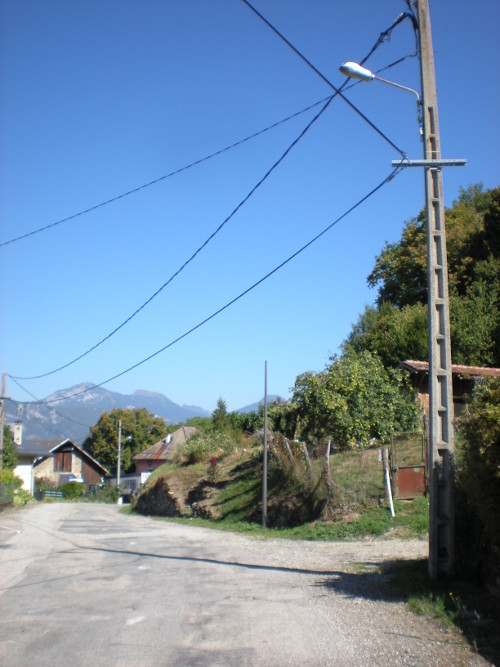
[373,75,420,104]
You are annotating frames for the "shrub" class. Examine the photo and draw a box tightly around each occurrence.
[59,481,85,500]
[456,378,500,583]
[0,469,23,506]
[13,488,32,507]
[457,379,500,545]
[35,476,57,490]
[0,468,23,489]
[179,431,239,464]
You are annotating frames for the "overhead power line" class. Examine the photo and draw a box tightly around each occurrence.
[7,10,416,397]
[14,164,402,407]
[11,95,334,381]
[0,96,333,249]
[9,41,417,386]
[241,0,408,158]
[0,40,412,253]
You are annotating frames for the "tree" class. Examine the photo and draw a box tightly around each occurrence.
[83,408,167,475]
[2,426,18,471]
[368,212,427,308]
[356,184,500,368]
[450,281,500,367]
[368,184,498,307]
[212,397,229,432]
[457,378,500,550]
[345,302,428,368]
[292,350,419,449]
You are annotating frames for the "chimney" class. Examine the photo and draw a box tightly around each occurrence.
[13,421,23,445]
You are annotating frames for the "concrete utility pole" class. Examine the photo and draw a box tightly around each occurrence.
[417,0,455,579]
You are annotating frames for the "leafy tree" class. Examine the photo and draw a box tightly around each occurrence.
[212,397,229,432]
[186,416,212,434]
[345,302,428,368]
[457,378,500,548]
[450,281,500,366]
[84,408,167,475]
[368,184,498,307]
[2,426,18,471]
[483,186,500,256]
[356,183,500,367]
[292,350,419,449]
[268,400,299,439]
[368,212,427,308]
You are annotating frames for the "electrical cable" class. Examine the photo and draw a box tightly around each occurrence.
[11,95,334,381]
[240,0,407,158]
[358,11,418,67]
[7,10,418,392]
[0,44,412,253]
[9,46,417,383]
[14,164,403,407]
[0,60,405,252]
[0,96,333,250]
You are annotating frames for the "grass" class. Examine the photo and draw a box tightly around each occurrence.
[160,495,429,542]
[388,558,500,664]
[135,439,431,540]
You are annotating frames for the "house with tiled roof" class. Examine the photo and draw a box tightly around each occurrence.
[399,360,500,418]
[133,426,198,478]
[33,438,109,489]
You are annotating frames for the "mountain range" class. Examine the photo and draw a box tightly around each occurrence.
[4,383,210,444]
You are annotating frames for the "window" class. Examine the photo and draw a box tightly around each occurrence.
[54,451,72,472]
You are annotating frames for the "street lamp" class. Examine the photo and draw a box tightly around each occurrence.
[340,0,466,580]
[339,61,421,105]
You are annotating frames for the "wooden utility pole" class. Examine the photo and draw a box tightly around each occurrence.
[417,0,455,579]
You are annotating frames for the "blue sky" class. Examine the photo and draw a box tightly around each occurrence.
[1,0,499,416]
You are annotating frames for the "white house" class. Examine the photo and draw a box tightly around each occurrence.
[13,440,53,494]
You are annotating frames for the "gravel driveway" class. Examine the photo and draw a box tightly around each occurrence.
[0,503,489,666]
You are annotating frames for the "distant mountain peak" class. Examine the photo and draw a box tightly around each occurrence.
[6,383,210,443]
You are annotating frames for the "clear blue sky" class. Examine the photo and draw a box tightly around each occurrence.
[1,0,499,415]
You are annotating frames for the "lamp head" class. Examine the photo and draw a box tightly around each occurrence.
[339,61,375,81]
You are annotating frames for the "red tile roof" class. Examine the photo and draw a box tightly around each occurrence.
[400,360,500,378]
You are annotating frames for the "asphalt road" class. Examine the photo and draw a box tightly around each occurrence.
[0,503,487,666]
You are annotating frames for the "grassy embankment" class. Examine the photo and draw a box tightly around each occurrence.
[129,435,499,661]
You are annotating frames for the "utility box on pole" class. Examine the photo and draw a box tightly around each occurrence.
[417,0,456,579]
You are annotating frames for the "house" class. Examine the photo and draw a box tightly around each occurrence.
[13,440,53,495]
[400,360,500,419]
[133,426,198,482]
[33,438,109,489]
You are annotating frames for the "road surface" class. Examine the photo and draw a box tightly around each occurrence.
[0,503,487,666]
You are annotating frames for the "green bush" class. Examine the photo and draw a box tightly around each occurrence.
[0,469,23,506]
[59,481,85,500]
[94,485,119,503]
[456,378,500,580]
[0,468,23,488]
[13,488,32,507]
[179,431,239,464]
[458,379,500,544]
[35,476,57,490]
